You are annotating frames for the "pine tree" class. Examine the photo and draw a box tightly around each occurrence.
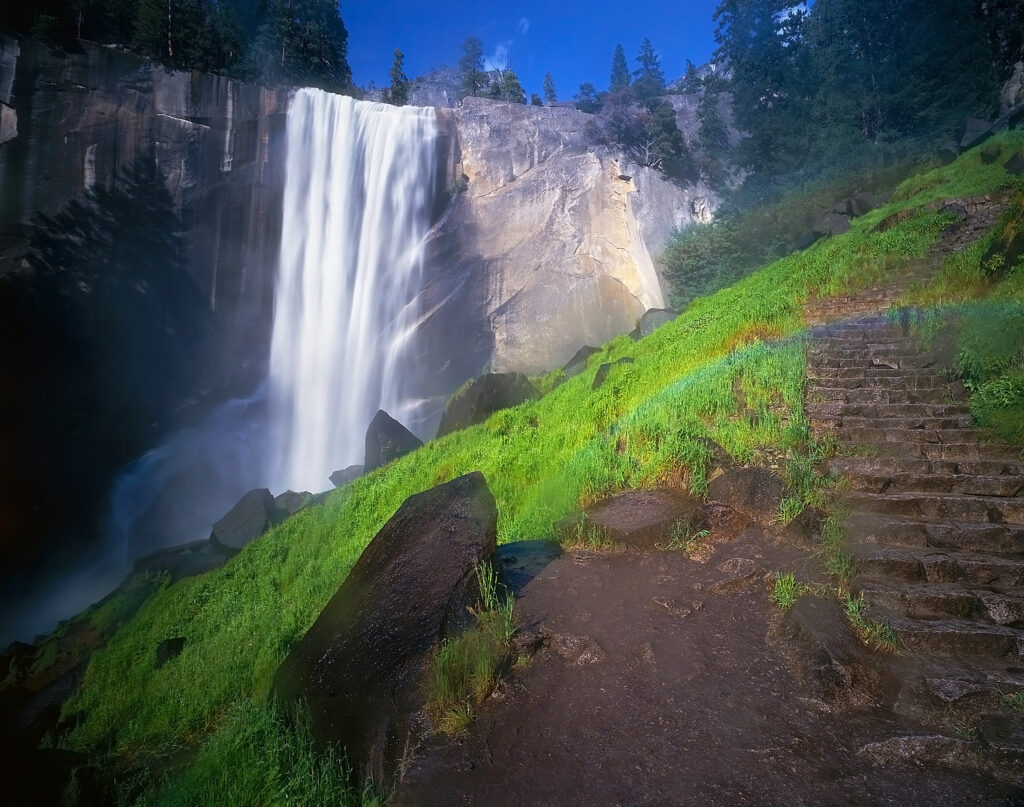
[574,82,601,113]
[459,36,487,98]
[500,70,526,103]
[385,47,409,105]
[531,93,543,106]
[610,44,630,93]
[632,37,665,100]
[259,0,351,90]
[543,72,557,104]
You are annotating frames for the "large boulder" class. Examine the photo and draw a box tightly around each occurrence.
[561,345,600,379]
[558,489,702,550]
[274,472,498,786]
[960,117,993,150]
[132,539,236,582]
[592,357,635,391]
[812,213,851,237]
[329,465,364,487]
[629,308,678,341]
[436,373,539,438]
[707,467,787,526]
[937,140,960,165]
[209,488,279,550]
[849,192,883,217]
[364,410,423,472]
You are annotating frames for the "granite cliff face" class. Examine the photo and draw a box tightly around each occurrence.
[0,36,287,599]
[0,38,715,609]
[416,97,716,389]
[0,36,287,363]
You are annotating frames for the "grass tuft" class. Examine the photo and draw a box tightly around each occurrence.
[424,561,517,735]
[772,572,804,611]
[842,594,899,653]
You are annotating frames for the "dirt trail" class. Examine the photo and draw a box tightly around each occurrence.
[392,199,1024,806]
[394,531,1017,805]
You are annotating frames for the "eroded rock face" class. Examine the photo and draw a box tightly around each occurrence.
[418,98,716,383]
[274,472,498,787]
[364,410,423,472]
[0,37,287,361]
[209,488,279,550]
[436,372,539,438]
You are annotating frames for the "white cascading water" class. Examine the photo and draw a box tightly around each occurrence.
[267,89,439,493]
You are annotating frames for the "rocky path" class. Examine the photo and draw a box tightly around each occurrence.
[807,314,1024,781]
[388,199,1024,805]
[394,535,1015,806]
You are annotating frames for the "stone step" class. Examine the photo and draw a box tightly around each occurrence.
[856,580,1024,626]
[808,366,949,382]
[838,426,967,444]
[809,355,941,370]
[808,375,953,391]
[865,610,1024,659]
[845,513,1024,554]
[830,456,1024,477]
[851,545,1024,588]
[806,403,969,419]
[846,491,1024,524]
[806,386,964,406]
[839,441,1018,462]
[830,455,1024,479]
[841,472,1024,497]
[821,415,975,431]
[855,580,989,621]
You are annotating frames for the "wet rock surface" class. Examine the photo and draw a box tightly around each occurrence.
[393,530,1012,806]
[274,472,497,787]
[436,372,540,438]
[364,410,423,471]
[209,488,280,550]
[809,307,1024,781]
[558,488,702,549]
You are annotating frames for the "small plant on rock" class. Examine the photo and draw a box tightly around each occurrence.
[425,561,517,734]
[843,594,899,653]
[661,522,709,554]
[773,497,805,526]
[772,572,803,610]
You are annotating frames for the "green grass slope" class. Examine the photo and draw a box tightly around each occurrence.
[57,131,1024,804]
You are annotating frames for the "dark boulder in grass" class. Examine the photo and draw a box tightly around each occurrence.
[435,373,539,438]
[811,212,850,237]
[274,472,498,787]
[937,140,960,165]
[558,488,703,550]
[210,488,280,550]
[960,117,993,150]
[591,357,635,391]
[364,410,423,471]
[561,345,600,379]
[849,191,883,218]
[707,467,787,527]
[629,308,678,341]
[132,539,236,582]
[274,489,313,517]
[1005,152,1024,176]
[329,465,364,487]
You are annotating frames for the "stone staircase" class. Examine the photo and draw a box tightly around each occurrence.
[806,315,1024,778]
[802,194,1007,326]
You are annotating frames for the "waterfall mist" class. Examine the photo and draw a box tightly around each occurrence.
[2,91,442,644]
[267,89,440,493]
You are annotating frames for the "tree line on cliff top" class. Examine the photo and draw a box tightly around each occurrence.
[1,0,352,90]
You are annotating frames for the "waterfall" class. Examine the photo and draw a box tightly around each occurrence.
[267,89,439,493]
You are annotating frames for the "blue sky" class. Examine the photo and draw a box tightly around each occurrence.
[343,1,722,100]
